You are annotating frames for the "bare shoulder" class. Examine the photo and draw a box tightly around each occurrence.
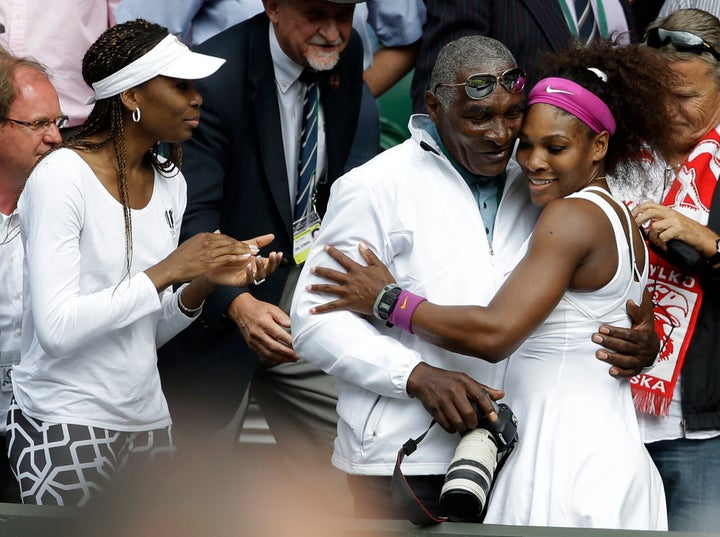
[534,196,609,240]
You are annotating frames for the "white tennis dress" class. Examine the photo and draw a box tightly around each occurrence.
[483,187,667,530]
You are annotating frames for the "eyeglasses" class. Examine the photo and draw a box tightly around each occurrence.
[434,67,527,100]
[644,27,720,62]
[1,115,69,131]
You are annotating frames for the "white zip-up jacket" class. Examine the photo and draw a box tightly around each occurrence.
[291,115,540,475]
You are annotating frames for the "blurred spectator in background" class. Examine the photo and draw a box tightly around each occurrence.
[659,0,720,19]
[631,0,665,34]
[411,0,636,112]
[114,0,260,46]
[0,1,118,137]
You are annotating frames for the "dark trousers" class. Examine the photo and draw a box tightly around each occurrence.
[0,433,20,503]
[347,474,445,520]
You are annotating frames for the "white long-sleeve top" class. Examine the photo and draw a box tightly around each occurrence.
[0,210,23,434]
[13,148,194,431]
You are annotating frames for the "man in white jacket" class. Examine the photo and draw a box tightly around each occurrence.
[291,35,657,520]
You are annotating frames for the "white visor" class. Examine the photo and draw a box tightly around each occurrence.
[87,34,226,104]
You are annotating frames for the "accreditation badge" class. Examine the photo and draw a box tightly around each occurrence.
[292,211,321,265]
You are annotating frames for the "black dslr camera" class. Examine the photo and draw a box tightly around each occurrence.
[439,400,518,521]
[474,399,518,452]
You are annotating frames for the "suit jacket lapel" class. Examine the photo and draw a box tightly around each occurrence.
[317,68,355,216]
[319,71,342,183]
[520,0,572,52]
[249,18,294,235]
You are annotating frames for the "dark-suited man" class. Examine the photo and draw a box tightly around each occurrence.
[157,0,364,511]
[411,0,636,112]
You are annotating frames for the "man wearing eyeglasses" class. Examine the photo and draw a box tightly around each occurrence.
[0,1,118,137]
[290,35,659,520]
[0,49,62,503]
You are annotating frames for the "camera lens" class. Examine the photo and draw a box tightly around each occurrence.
[439,428,498,521]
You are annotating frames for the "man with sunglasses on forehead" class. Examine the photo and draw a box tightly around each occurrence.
[0,48,63,503]
[290,35,659,521]
[610,8,720,532]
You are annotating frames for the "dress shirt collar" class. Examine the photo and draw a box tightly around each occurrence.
[423,122,505,187]
[269,21,305,94]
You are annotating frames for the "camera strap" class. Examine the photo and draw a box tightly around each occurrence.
[391,419,448,526]
[391,419,516,526]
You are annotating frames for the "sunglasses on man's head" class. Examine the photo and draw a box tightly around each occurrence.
[434,67,527,100]
[644,27,720,62]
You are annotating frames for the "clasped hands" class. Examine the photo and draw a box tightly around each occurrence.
[147,232,282,293]
[189,232,282,288]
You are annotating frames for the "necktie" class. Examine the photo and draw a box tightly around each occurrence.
[295,69,319,221]
[575,0,597,43]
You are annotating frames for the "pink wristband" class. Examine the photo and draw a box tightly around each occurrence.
[388,290,427,333]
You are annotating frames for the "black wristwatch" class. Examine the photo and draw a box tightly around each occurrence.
[373,284,402,321]
[706,238,720,269]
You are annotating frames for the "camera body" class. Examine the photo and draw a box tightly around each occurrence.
[439,401,518,521]
[474,400,518,453]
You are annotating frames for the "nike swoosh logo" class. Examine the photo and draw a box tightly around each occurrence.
[545,86,574,95]
[399,297,409,310]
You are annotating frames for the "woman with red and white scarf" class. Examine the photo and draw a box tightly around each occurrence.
[630,8,720,533]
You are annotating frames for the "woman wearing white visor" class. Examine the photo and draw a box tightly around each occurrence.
[6,19,282,506]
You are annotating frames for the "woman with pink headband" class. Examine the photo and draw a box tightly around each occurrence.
[304,39,677,528]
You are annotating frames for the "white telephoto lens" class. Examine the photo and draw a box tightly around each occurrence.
[440,428,499,521]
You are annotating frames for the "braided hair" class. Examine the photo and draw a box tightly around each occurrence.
[69,19,183,278]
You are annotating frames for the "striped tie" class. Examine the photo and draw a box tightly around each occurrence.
[295,69,319,221]
[575,0,597,43]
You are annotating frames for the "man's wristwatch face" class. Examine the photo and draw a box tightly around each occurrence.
[377,286,401,320]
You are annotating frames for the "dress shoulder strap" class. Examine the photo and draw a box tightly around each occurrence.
[570,186,644,281]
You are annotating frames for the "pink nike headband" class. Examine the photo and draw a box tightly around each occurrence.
[527,77,616,135]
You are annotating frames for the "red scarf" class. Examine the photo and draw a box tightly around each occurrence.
[631,126,720,415]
